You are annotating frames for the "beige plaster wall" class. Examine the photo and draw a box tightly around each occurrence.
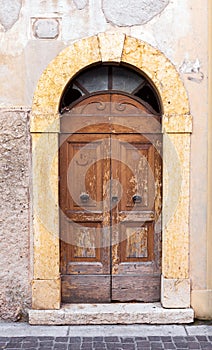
[190,0,212,320]
[0,0,210,319]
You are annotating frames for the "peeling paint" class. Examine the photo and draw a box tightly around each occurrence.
[180,57,201,74]
[180,57,204,83]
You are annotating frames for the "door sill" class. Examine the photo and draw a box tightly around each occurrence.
[29,303,194,325]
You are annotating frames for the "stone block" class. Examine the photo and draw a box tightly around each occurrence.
[32,279,61,310]
[32,18,60,39]
[29,303,194,325]
[161,276,191,308]
[98,32,125,62]
[32,133,60,280]
[162,114,193,133]
[162,133,190,279]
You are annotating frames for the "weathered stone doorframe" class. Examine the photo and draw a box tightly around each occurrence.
[30,33,192,311]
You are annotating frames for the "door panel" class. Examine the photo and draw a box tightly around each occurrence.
[60,134,111,302]
[112,275,161,302]
[61,275,111,303]
[111,134,162,301]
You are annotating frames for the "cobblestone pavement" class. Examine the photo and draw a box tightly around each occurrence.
[0,336,212,350]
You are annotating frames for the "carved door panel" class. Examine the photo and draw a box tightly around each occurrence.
[111,134,162,302]
[60,134,111,302]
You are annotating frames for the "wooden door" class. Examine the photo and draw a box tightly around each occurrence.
[111,134,162,301]
[60,133,111,302]
[60,93,162,303]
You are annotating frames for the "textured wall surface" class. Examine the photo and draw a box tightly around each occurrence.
[0,0,209,319]
[0,109,31,320]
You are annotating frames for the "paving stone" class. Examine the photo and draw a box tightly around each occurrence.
[106,344,122,350]
[22,341,39,346]
[69,337,81,343]
[174,342,188,348]
[161,337,172,342]
[187,342,200,349]
[9,338,23,342]
[0,335,210,350]
[137,341,150,347]
[54,343,68,350]
[81,344,93,350]
[82,338,93,342]
[5,343,22,348]
[121,344,135,350]
[199,342,212,348]
[105,337,120,342]
[68,345,80,350]
[173,336,186,342]
[151,342,163,349]
[121,337,134,343]
[55,337,69,342]
[163,343,176,349]
[148,336,161,341]
[93,341,105,347]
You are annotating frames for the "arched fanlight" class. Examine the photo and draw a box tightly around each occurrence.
[59,63,161,114]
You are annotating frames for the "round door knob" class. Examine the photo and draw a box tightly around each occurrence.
[80,192,90,202]
[132,194,142,204]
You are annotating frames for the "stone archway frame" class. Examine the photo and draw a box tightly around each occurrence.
[31,33,192,310]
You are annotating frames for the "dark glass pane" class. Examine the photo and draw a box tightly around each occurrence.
[77,66,108,92]
[60,86,83,110]
[135,85,160,113]
[112,66,143,93]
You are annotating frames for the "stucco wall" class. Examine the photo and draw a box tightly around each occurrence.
[0,0,210,319]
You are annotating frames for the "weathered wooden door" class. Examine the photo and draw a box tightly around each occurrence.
[60,93,162,303]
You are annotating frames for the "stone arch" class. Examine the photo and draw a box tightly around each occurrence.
[31,33,190,131]
[30,33,193,315]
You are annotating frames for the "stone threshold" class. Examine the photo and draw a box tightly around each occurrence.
[29,303,194,325]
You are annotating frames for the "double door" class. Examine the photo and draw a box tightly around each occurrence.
[60,131,162,303]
